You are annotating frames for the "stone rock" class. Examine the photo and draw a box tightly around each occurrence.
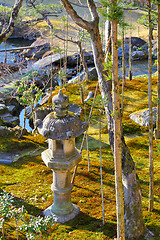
[68,67,97,83]
[125,37,147,48]
[0,103,8,114]
[132,50,148,61]
[0,126,11,135]
[9,27,25,39]
[67,51,94,67]
[0,113,19,127]
[31,53,65,70]
[84,91,94,103]
[23,29,41,41]
[67,53,80,67]
[9,25,41,41]
[7,105,17,114]
[21,39,51,59]
[129,107,157,127]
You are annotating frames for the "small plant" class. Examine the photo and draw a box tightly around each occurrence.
[0,191,13,238]
[16,80,43,137]
[11,206,25,240]
[19,215,54,240]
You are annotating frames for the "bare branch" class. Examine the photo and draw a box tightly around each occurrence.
[87,0,99,22]
[60,0,92,31]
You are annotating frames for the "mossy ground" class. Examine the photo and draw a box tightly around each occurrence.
[0,74,160,239]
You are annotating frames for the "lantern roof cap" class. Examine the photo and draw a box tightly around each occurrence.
[37,90,88,139]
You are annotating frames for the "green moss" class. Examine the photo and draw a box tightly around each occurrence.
[0,77,160,239]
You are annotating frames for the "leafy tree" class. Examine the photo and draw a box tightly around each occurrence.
[137,4,157,39]
[61,0,145,238]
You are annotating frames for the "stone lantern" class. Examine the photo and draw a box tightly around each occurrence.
[37,90,88,223]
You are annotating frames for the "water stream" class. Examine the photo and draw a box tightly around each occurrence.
[0,38,33,64]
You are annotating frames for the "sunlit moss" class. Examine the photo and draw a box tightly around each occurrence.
[0,75,160,239]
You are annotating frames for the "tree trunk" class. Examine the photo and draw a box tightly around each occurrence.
[61,0,145,238]
[156,3,160,139]
[128,32,132,80]
[148,0,154,212]
[121,27,125,116]
[111,5,125,238]
[0,0,23,44]
[105,8,111,61]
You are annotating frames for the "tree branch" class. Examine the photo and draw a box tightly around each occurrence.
[60,0,92,31]
[87,0,99,22]
[0,0,23,44]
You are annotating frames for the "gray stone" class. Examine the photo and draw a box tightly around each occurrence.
[132,50,148,61]
[43,204,80,223]
[0,103,7,114]
[125,37,147,48]
[0,113,19,126]
[68,67,97,84]
[129,107,157,126]
[84,91,94,103]
[0,153,12,164]
[31,53,65,70]
[0,126,11,135]
[7,105,16,114]
[37,91,88,139]
[23,29,41,41]
[21,39,50,59]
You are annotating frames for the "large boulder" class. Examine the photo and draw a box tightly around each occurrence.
[9,26,41,40]
[129,107,157,127]
[67,51,94,67]
[68,67,97,83]
[31,53,65,70]
[125,37,147,48]
[21,39,51,59]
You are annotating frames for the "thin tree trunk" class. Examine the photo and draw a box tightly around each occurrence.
[128,30,132,80]
[111,6,125,238]
[121,27,125,116]
[148,0,154,212]
[61,0,145,238]
[105,9,111,61]
[16,220,19,240]
[156,4,160,139]
[2,219,5,238]
[99,110,105,225]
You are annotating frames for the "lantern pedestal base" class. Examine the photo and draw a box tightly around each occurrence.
[43,204,80,223]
